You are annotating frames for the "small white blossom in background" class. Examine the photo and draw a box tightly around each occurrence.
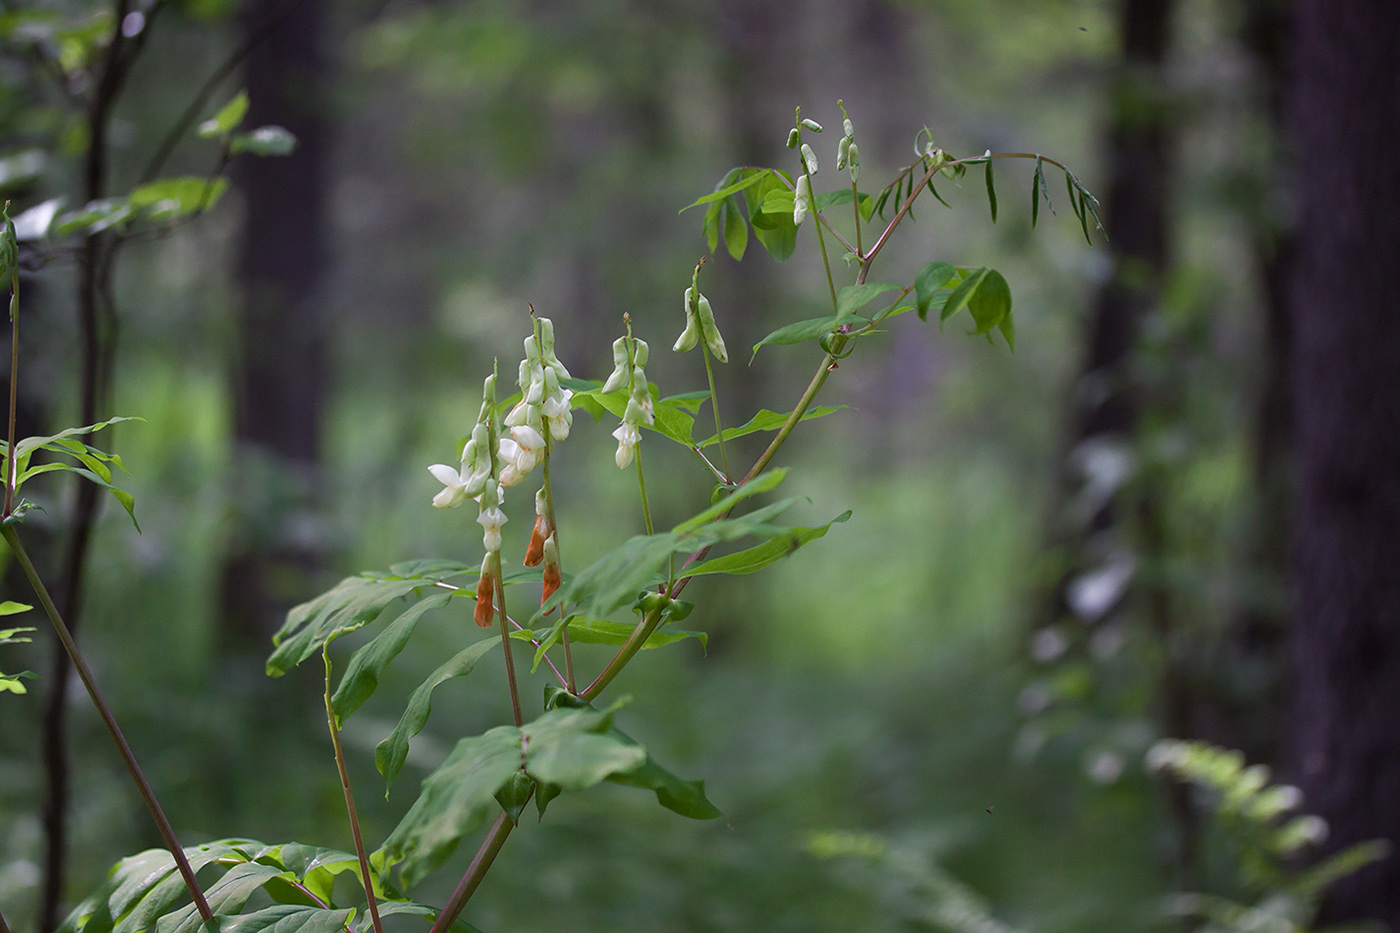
[603,333,652,469]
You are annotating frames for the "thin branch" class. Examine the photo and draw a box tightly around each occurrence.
[322,649,383,933]
[4,526,213,924]
[425,811,516,933]
[139,0,308,184]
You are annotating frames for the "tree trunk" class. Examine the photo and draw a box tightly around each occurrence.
[1288,2,1400,927]
[220,0,331,647]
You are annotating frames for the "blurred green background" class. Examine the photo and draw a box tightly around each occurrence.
[0,0,1305,930]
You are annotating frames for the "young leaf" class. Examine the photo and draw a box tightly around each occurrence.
[375,637,502,791]
[914,261,956,320]
[702,199,721,254]
[127,177,230,220]
[966,269,1013,336]
[219,906,356,933]
[555,617,707,651]
[0,602,32,616]
[197,90,249,138]
[743,170,797,262]
[678,167,768,213]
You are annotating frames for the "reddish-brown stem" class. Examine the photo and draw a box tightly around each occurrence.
[322,651,383,933]
[3,525,213,924]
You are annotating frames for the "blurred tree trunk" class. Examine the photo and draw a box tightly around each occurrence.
[1288,2,1400,926]
[220,0,331,648]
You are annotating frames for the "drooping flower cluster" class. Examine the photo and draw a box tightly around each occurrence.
[673,285,727,363]
[523,487,562,611]
[427,369,512,626]
[501,317,572,486]
[602,332,652,469]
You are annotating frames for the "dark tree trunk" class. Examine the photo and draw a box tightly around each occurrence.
[220,0,331,647]
[1288,2,1400,927]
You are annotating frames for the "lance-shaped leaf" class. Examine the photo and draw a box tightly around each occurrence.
[156,863,290,933]
[835,283,900,321]
[357,903,482,933]
[682,510,851,577]
[268,578,426,676]
[375,637,502,792]
[678,167,769,213]
[112,844,263,933]
[696,406,845,449]
[751,315,846,360]
[966,269,1013,345]
[940,268,989,325]
[529,614,704,673]
[128,177,229,221]
[914,262,956,320]
[330,590,454,724]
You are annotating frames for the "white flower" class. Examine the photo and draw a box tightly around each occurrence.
[613,422,640,468]
[428,463,471,508]
[477,504,508,551]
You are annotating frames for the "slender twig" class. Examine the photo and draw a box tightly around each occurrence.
[494,564,523,728]
[812,200,839,314]
[321,648,383,933]
[4,258,18,519]
[3,525,213,924]
[0,904,11,933]
[690,445,727,483]
[531,311,574,692]
[700,343,730,482]
[851,179,864,256]
[139,0,310,184]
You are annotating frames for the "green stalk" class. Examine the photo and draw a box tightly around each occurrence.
[539,432,574,692]
[494,563,523,728]
[634,446,654,537]
[322,648,383,933]
[1,525,212,924]
[426,810,518,933]
[700,342,730,481]
[812,199,839,314]
[4,266,18,519]
[851,180,864,256]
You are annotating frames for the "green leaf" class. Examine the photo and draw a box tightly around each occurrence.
[835,283,899,321]
[197,90,249,138]
[743,170,797,262]
[683,511,851,577]
[354,903,482,933]
[535,471,794,624]
[940,268,988,324]
[758,188,794,216]
[493,771,533,825]
[696,406,845,449]
[375,637,501,792]
[220,906,356,933]
[113,845,260,933]
[914,261,956,320]
[702,199,720,254]
[231,126,297,157]
[268,577,428,677]
[721,196,748,260]
[383,726,524,888]
[127,177,230,220]
[966,269,1013,338]
[679,167,768,213]
[156,862,289,933]
[751,315,841,360]
[555,617,707,651]
[813,188,874,222]
[1030,158,1041,229]
[522,709,645,789]
[54,198,132,237]
[984,158,997,223]
[0,602,31,616]
[330,591,454,724]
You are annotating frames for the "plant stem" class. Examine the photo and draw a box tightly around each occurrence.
[427,811,516,933]
[633,447,654,537]
[321,649,383,933]
[813,203,839,314]
[539,437,574,692]
[494,565,523,728]
[851,180,864,256]
[0,905,11,933]
[2,525,212,924]
[4,267,17,519]
[700,344,730,482]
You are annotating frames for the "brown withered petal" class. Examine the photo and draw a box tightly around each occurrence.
[541,562,562,615]
[523,515,547,567]
[474,573,496,627]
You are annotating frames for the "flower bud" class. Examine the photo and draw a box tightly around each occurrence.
[837,135,850,171]
[801,142,818,176]
[474,555,497,627]
[540,533,561,610]
[632,337,649,368]
[601,337,630,393]
[785,128,800,149]
[847,143,860,183]
[800,118,823,133]
[794,174,811,226]
[696,295,727,363]
[843,117,854,138]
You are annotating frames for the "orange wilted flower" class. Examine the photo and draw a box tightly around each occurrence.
[524,514,548,567]
[474,571,495,627]
[540,532,561,613]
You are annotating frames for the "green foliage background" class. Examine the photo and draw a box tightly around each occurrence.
[0,1,1287,930]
